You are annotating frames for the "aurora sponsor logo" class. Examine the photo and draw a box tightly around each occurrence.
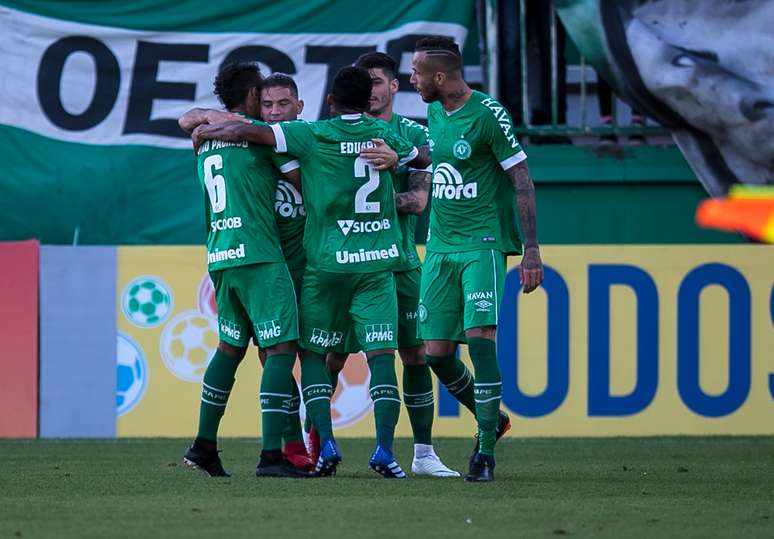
[337,218,391,235]
[432,163,477,200]
[335,244,400,264]
[275,180,305,219]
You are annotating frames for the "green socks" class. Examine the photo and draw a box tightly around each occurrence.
[282,375,304,444]
[402,363,434,445]
[425,353,476,414]
[303,362,339,434]
[260,353,295,452]
[368,353,401,451]
[301,353,334,441]
[468,337,502,456]
[197,348,242,442]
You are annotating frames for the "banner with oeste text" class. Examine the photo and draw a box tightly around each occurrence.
[0,0,477,245]
[116,245,774,438]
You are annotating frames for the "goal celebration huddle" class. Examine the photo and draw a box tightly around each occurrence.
[179,36,543,482]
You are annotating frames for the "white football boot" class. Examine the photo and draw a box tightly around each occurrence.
[411,444,460,477]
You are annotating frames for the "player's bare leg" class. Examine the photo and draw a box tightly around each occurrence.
[183,341,246,477]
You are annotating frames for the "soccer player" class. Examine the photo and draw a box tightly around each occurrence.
[192,66,431,478]
[179,62,310,478]
[409,37,544,481]
[324,52,458,477]
[180,75,313,472]
[256,73,314,470]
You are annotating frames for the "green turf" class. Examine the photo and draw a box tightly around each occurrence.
[2,437,773,538]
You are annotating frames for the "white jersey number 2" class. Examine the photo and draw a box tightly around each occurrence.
[353,157,380,214]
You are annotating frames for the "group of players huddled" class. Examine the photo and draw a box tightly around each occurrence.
[179,36,543,482]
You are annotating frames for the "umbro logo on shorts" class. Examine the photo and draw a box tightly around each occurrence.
[475,300,493,311]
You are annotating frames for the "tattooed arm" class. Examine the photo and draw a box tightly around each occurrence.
[395,169,431,215]
[178,108,247,134]
[506,160,544,293]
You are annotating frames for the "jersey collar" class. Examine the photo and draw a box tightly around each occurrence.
[340,113,363,121]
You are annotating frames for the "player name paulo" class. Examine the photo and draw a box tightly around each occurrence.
[197,139,249,155]
[335,244,399,264]
[208,243,246,264]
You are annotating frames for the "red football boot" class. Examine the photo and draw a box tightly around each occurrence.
[306,426,321,464]
[282,440,315,472]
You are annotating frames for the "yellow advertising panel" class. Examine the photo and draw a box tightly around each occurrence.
[117,245,774,437]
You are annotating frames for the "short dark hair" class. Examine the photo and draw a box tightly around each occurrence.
[261,73,299,98]
[213,62,262,110]
[331,66,372,112]
[354,52,397,80]
[414,36,463,74]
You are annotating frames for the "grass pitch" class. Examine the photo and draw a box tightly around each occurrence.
[2,437,773,538]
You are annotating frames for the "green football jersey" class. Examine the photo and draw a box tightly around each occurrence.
[388,113,430,271]
[270,155,306,271]
[426,90,527,255]
[271,113,418,273]
[197,115,284,271]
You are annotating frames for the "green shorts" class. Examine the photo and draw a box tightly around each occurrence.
[288,265,304,307]
[210,262,299,348]
[334,266,422,354]
[300,267,398,354]
[417,250,506,342]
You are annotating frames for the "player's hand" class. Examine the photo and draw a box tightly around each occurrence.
[519,245,544,294]
[191,124,206,154]
[361,138,398,170]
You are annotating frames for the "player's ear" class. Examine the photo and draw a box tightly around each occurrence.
[434,71,447,87]
[296,99,305,115]
[390,78,399,95]
[326,94,334,110]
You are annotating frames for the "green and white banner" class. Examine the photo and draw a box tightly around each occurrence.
[0,0,477,243]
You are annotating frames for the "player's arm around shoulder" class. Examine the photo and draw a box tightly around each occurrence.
[395,168,431,216]
[191,120,276,153]
[178,108,247,134]
[506,160,544,294]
